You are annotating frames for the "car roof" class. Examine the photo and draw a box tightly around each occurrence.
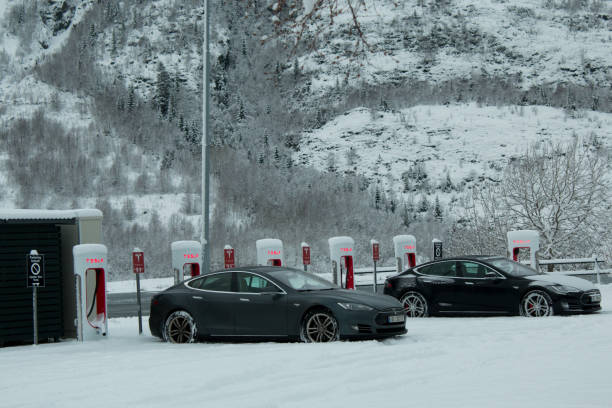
[404,256,508,271]
[208,265,299,274]
[423,256,505,262]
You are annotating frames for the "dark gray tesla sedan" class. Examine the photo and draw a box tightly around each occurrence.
[384,256,601,317]
[149,266,406,343]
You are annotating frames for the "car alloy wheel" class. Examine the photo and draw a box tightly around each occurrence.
[302,311,339,343]
[400,291,429,317]
[521,290,554,317]
[163,310,197,343]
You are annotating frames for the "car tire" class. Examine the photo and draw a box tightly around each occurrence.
[300,310,339,343]
[520,290,554,317]
[400,291,429,317]
[163,310,197,343]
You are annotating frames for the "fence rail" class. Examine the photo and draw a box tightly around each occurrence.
[521,257,609,284]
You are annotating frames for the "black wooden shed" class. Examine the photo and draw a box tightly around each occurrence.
[0,209,103,345]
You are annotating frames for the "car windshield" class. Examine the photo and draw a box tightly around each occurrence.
[487,258,540,277]
[267,269,337,291]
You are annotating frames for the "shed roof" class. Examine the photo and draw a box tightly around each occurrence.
[0,209,102,223]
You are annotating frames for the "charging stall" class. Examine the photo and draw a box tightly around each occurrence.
[328,236,355,290]
[171,241,202,284]
[393,235,417,272]
[507,230,540,269]
[73,244,108,341]
[256,239,284,266]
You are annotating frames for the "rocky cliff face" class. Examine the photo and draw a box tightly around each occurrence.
[39,0,75,35]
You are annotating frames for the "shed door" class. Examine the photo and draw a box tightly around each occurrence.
[0,224,63,344]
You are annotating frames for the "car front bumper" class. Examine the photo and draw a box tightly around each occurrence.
[337,307,407,339]
[554,289,601,314]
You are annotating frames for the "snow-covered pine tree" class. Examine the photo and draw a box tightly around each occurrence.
[293,58,300,82]
[156,62,171,117]
[418,194,430,213]
[433,196,443,220]
[326,152,337,173]
[127,86,136,113]
[88,23,96,47]
[122,198,136,221]
[110,29,117,59]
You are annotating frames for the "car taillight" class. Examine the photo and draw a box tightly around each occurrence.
[152,298,159,306]
[385,281,393,289]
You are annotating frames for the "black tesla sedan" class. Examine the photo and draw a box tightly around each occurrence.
[383,256,601,317]
[149,266,406,343]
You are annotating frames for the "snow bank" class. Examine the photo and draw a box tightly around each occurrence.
[3,286,612,407]
[108,277,175,293]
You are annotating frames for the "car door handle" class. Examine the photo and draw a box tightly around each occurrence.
[192,296,203,300]
[239,298,250,302]
[464,282,474,285]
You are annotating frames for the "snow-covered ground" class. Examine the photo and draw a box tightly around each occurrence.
[3,285,612,407]
[108,276,175,293]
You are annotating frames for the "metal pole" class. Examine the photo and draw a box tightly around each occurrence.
[373,261,377,293]
[136,273,143,334]
[33,286,38,345]
[594,257,601,285]
[76,275,83,342]
[201,0,211,275]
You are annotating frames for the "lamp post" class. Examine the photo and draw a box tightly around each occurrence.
[201,0,211,274]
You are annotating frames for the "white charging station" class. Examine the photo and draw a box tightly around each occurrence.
[393,235,417,272]
[256,239,284,266]
[73,244,108,341]
[328,236,355,290]
[507,230,540,269]
[171,241,202,284]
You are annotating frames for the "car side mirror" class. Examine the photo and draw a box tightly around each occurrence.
[485,271,499,279]
[261,291,284,298]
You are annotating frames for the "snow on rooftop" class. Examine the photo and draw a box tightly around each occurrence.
[0,208,102,221]
[256,239,284,249]
[170,241,202,251]
[73,243,107,257]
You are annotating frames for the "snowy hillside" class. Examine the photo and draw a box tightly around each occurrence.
[297,0,612,94]
[295,103,612,209]
[0,0,611,277]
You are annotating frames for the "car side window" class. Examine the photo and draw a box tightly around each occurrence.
[417,261,457,277]
[236,272,281,293]
[459,262,498,278]
[187,276,206,289]
[191,273,233,292]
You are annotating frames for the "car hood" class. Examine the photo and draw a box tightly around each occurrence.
[306,289,403,310]
[525,273,596,291]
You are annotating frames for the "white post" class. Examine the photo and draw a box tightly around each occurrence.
[201,0,211,275]
[593,255,601,285]
[75,275,83,342]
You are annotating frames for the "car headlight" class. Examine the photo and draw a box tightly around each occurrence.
[550,285,580,294]
[337,302,374,311]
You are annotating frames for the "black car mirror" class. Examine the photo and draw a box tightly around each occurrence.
[485,271,500,279]
[261,291,284,298]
